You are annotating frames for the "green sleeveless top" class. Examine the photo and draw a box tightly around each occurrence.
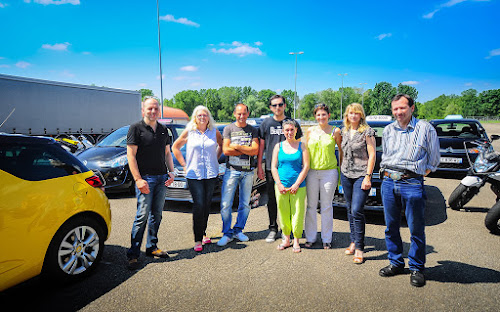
[307,127,338,170]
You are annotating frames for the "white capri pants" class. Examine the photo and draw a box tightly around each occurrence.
[304,168,338,244]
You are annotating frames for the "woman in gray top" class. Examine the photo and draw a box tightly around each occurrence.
[339,103,376,264]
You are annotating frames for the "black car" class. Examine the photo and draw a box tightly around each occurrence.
[429,118,490,177]
[166,124,266,204]
[76,123,185,194]
[329,119,392,211]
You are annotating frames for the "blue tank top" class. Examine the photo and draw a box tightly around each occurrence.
[277,142,306,188]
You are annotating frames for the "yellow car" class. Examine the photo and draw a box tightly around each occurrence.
[0,134,111,292]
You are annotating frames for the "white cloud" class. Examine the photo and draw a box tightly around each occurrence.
[25,0,80,5]
[401,81,419,85]
[42,42,70,51]
[190,82,201,87]
[423,0,489,19]
[16,61,31,68]
[376,33,392,40]
[254,41,263,46]
[0,64,10,68]
[160,14,200,27]
[211,42,263,57]
[180,65,198,72]
[82,51,91,55]
[485,48,500,59]
[464,82,473,86]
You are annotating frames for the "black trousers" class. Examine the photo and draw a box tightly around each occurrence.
[187,178,217,242]
[265,170,278,232]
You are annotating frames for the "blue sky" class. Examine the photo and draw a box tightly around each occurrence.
[1,0,499,103]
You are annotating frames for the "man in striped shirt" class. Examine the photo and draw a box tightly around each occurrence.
[378,94,440,287]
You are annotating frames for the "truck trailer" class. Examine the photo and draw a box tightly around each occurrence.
[0,74,141,143]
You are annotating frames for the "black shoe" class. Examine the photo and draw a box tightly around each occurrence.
[410,270,426,287]
[127,258,140,270]
[146,248,170,258]
[379,264,404,277]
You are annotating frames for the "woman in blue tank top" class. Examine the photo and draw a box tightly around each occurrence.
[270,119,310,252]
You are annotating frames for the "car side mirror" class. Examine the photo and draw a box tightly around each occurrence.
[491,134,500,141]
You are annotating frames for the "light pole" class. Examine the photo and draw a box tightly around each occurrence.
[338,73,347,118]
[289,51,304,119]
[156,0,164,118]
[359,82,367,107]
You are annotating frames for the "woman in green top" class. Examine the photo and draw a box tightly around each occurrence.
[304,104,342,249]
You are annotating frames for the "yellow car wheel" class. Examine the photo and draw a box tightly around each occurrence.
[43,217,106,282]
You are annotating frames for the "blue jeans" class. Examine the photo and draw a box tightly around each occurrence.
[220,169,254,237]
[187,178,217,242]
[381,176,426,271]
[340,173,369,251]
[127,174,168,259]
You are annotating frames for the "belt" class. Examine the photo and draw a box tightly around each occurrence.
[382,169,421,180]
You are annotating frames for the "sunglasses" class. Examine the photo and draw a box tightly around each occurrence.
[314,103,327,108]
[270,103,284,108]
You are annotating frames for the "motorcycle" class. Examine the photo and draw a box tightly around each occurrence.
[448,135,500,211]
[485,199,500,235]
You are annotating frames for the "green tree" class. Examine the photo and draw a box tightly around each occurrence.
[138,88,154,101]
[369,82,396,115]
[218,87,242,121]
[281,89,296,118]
[318,88,341,120]
[244,94,268,118]
[299,93,319,120]
[173,90,202,116]
[257,89,276,106]
[479,89,500,117]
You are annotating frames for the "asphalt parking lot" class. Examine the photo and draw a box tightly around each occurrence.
[2,124,500,312]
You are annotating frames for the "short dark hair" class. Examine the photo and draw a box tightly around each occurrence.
[269,94,286,106]
[313,103,330,115]
[391,94,414,107]
[234,103,249,113]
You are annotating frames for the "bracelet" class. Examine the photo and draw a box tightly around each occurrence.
[365,173,372,177]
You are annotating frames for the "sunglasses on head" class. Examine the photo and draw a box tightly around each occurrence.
[270,103,284,108]
[314,103,327,109]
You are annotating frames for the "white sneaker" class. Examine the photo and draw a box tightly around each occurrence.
[234,232,249,242]
[217,235,233,246]
[265,230,277,243]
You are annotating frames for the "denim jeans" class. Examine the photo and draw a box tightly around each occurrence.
[187,178,217,242]
[127,174,168,259]
[340,173,369,251]
[220,169,254,237]
[381,176,426,271]
[265,170,278,232]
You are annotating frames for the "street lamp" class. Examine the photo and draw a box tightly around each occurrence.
[156,0,164,118]
[338,73,347,118]
[289,51,304,119]
[359,82,367,107]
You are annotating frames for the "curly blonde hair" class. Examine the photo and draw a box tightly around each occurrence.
[343,103,368,133]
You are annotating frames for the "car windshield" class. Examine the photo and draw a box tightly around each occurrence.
[97,126,129,147]
[433,122,482,139]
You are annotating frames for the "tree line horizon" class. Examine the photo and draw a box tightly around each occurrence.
[138,82,500,122]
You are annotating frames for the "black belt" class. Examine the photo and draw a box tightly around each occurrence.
[381,169,421,180]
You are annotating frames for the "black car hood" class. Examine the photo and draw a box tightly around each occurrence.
[438,137,476,150]
[76,146,127,162]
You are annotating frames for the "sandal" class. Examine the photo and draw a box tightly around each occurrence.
[304,241,315,248]
[353,256,364,264]
[323,242,332,250]
[345,243,355,255]
[194,243,203,252]
[277,243,291,250]
[202,237,211,245]
[293,246,301,253]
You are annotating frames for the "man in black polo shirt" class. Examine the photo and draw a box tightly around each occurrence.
[126,97,175,269]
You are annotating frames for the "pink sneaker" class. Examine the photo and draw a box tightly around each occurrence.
[202,237,212,245]
[194,243,203,252]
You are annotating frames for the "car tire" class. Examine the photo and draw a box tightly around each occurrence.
[43,216,105,283]
[448,183,479,210]
[485,201,500,235]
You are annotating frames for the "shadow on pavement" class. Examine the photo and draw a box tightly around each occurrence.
[425,185,448,226]
[427,260,500,284]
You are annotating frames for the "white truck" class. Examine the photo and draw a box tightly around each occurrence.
[0,74,141,144]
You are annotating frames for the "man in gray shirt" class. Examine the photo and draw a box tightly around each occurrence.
[217,103,259,246]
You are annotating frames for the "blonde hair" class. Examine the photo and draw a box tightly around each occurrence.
[187,105,216,131]
[343,103,368,133]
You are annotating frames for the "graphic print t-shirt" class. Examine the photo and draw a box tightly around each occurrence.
[223,123,259,171]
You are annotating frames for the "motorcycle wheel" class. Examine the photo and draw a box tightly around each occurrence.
[485,201,500,235]
[448,183,479,210]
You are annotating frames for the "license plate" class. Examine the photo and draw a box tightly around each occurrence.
[169,181,186,189]
[338,185,376,197]
[440,157,462,164]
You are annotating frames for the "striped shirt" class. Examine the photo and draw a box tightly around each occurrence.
[380,116,440,176]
